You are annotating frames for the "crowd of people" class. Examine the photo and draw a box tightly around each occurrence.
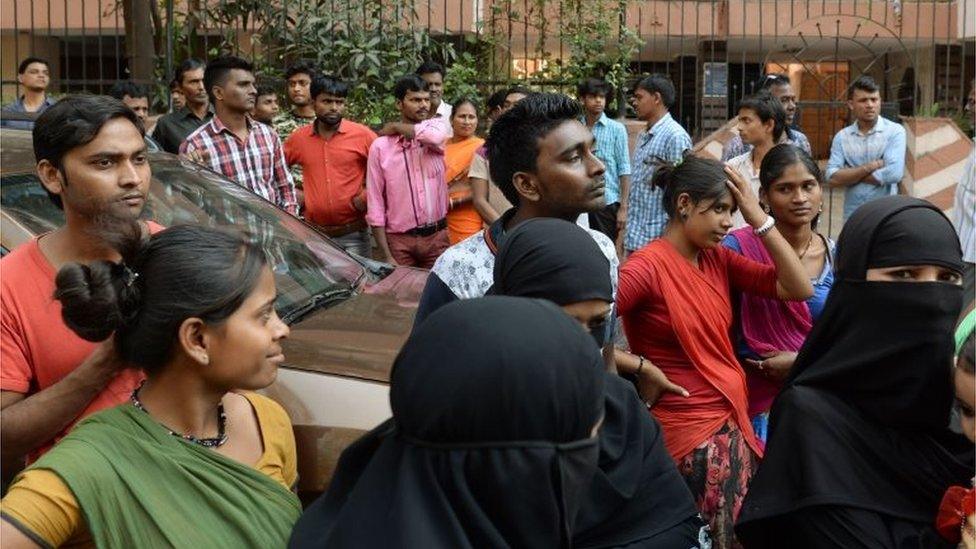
[0,52,974,548]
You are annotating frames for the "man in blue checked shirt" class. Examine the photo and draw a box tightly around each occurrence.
[826,76,907,220]
[624,74,692,254]
[578,77,632,246]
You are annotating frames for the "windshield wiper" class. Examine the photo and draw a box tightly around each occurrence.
[280,287,355,325]
[356,256,397,280]
[351,269,368,291]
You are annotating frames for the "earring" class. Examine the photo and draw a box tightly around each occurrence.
[200,354,209,365]
[680,210,688,219]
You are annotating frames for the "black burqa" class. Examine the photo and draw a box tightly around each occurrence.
[736,196,975,548]
[289,297,606,549]
[493,218,702,549]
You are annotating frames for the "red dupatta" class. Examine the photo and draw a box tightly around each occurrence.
[642,240,763,460]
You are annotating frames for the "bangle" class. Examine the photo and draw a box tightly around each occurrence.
[636,355,645,376]
[753,215,775,237]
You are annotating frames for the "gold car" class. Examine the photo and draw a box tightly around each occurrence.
[0,129,425,500]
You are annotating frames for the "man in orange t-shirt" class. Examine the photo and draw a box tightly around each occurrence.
[0,95,156,473]
[285,75,376,257]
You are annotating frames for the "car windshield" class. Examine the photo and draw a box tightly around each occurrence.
[0,155,368,321]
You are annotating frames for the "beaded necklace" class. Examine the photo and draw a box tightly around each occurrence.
[130,383,228,448]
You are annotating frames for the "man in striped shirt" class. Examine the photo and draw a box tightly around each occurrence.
[181,56,298,216]
[579,77,631,248]
[954,82,975,300]
[366,75,450,268]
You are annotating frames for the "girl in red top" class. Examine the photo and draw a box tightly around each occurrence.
[616,156,811,548]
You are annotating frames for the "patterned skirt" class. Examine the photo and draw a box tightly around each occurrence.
[676,421,758,549]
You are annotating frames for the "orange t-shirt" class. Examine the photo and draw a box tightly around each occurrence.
[284,120,377,227]
[1,233,158,462]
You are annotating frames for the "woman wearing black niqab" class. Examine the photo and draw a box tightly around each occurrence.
[493,218,707,548]
[736,196,975,548]
[288,297,606,548]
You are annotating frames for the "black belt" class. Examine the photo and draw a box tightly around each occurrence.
[405,219,447,237]
[320,218,368,238]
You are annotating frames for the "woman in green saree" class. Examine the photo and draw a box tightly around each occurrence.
[1,223,301,548]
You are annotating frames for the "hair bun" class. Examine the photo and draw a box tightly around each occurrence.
[650,159,676,190]
[54,261,129,342]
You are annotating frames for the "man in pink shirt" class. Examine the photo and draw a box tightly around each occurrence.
[366,74,450,268]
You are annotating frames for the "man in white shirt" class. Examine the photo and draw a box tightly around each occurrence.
[416,61,452,128]
[726,91,787,228]
[722,73,811,160]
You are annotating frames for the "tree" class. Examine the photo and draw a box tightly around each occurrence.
[122,0,155,85]
[208,0,462,125]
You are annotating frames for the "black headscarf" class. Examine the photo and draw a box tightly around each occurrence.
[289,297,606,549]
[492,217,613,305]
[492,217,700,548]
[737,196,974,545]
[493,217,613,347]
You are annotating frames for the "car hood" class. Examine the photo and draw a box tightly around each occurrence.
[281,265,428,384]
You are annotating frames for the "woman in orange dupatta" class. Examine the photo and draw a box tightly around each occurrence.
[444,99,486,244]
[616,156,812,548]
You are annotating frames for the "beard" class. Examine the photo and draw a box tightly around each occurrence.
[78,210,148,263]
[317,113,343,127]
[61,170,147,223]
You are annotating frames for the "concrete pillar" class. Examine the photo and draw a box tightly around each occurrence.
[915,45,937,109]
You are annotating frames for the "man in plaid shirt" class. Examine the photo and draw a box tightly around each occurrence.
[181,56,299,216]
[623,74,692,254]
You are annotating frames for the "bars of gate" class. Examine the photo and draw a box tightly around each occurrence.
[1,1,972,233]
[2,1,970,124]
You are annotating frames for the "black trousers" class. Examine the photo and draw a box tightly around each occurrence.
[588,201,620,243]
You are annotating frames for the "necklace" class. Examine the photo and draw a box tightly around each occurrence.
[130,382,228,448]
[797,233,815,259]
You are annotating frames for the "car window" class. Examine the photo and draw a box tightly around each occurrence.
[1,156,367,321]
[0,173,64,234]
